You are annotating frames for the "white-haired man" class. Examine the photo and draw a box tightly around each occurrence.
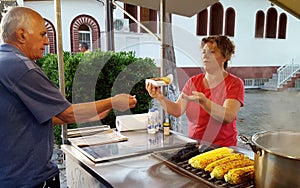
[0,6,137,187]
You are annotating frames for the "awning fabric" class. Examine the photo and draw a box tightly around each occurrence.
[116,0,219,17]
[269,0,300,19]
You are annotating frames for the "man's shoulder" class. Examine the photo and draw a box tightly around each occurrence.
[0,46,38,70]
[15,53,37,70]
[0,48,39,83]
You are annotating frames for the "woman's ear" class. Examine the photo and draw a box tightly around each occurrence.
[16,28,26,43]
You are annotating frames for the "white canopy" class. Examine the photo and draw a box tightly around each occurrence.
[269,0,300,19]
[116,0,219,17]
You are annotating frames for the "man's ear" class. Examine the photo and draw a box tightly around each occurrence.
[16,28,26,43]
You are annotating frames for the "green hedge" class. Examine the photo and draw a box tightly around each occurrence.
[37,50,158,144]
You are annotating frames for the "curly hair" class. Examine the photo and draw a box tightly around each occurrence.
[201,35,235,69]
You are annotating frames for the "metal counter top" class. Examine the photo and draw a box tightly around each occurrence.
[62,144,211,188]
[62,130,212,188]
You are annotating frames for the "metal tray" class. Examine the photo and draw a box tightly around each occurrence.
[69,130,197,163]
[152,147,254,188]
[67,125,111,137]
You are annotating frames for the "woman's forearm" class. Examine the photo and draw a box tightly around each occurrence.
[157,95,185,117]
[200,99,240,124]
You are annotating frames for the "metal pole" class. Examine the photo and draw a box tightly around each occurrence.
[105,0,115,51]
[160,0,167,78]
[160,0,167,122]
[54,0,67,144]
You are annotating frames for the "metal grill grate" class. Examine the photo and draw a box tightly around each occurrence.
[175,160,254,188]
[152,148,254,188]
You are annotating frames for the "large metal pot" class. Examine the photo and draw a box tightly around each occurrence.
[240,130,300,188]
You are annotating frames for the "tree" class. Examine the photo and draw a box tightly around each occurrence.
[0,1,18,22]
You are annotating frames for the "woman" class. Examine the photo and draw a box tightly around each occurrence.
[146,35,244,147]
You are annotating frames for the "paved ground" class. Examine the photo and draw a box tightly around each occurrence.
[237,89,300,137]
[53,89,300,187]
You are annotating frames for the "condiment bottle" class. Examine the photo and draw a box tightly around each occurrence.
[163,118,170,135]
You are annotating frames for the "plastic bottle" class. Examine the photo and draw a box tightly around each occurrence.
[153,107,160,132]
[148,131,163,149]
[163,117,170,135]
[147,108,156,134]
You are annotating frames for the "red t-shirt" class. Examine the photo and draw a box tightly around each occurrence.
[182,73,244,147]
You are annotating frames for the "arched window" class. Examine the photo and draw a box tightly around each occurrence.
[140,7,157,33]
[44,19,56,54]
[224,8,235,36]
[70,15,101,53]
[210,3,224,35]
[124,4,137,32]
[78,24,91,49]
[266,8,277,38]
[255,10,265,38]
[278,13,287,39]
[196,9,208,36]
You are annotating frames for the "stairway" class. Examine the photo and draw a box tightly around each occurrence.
[260,73,279,91]
[260,62,300,91]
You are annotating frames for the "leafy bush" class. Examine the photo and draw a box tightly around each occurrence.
[37,50,158,144]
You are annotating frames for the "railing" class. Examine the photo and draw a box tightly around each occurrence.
[244,78,269,89]
[277,59,300,87]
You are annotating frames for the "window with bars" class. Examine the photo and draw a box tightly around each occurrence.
[79,24,91,50]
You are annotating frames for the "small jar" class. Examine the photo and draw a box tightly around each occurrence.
[163,122,170,135]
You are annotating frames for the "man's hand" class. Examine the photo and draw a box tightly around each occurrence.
[111,94,137,112]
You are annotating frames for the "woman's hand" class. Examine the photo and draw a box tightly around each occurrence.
[182,91,207,105]
[146,83,163,99]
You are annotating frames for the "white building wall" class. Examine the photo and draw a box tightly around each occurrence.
[221,0,300,67]
[25,0,105,51]
[112,0,300,68]
[22,0,300,68]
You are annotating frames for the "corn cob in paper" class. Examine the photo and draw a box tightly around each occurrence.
[204,153,248,172]
[224,165,254,185]
[210,159,254,179]
[188,147,234,169]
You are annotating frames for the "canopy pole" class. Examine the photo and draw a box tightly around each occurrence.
[54,0,67,144]
[160,0,166,78]
[105,0,115,51]
[160,0,167,122]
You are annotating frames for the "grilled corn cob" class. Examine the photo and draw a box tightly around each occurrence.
[151,76,171,84]
[159,76,171,84]
[188,147,234,169]
[210,159,254,179]
[188,147,233,164]
[204,153,248,172]
[224,165,254,185]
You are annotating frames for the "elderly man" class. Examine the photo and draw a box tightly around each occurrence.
[0,6,137,187]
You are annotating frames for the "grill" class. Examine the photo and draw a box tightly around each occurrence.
[152,146,254,188]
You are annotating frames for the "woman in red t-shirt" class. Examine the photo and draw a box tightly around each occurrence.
[146,35,244,147]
